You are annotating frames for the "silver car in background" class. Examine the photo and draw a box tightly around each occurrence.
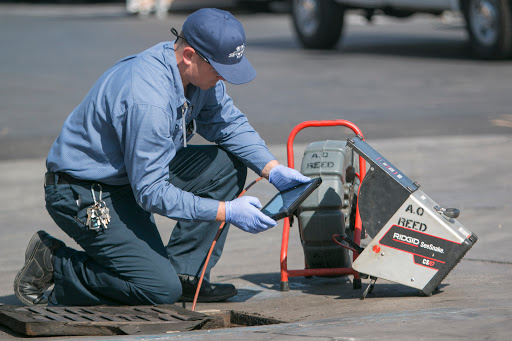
[291,0,512,59]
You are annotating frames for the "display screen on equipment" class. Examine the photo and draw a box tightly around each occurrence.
[261,177,322,220]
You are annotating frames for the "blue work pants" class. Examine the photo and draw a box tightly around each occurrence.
[45,146,247,306]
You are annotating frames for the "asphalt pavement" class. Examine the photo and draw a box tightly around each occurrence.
[1,135,511,340]
[1,3,511,340]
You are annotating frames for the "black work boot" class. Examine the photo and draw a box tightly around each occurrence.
[14,230,65,306]
[178,274,238,303]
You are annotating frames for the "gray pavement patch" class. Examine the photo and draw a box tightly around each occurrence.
[0,4,128,18]
[463,258,512,265]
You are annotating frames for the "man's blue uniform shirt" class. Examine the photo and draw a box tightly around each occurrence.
[47,42,275,222]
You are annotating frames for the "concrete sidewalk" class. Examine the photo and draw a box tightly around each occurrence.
[1,135,511,340]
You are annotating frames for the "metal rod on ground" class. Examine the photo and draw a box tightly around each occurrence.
[191,177,264,311]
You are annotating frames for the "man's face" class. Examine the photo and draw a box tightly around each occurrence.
[189,51,225,90]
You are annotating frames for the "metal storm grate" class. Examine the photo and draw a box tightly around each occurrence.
[0,304,210,336]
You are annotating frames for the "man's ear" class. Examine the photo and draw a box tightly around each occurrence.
[182,47,195,66]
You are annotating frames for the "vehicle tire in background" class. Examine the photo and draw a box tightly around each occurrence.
[291,0,344,49]
[461,0,512,59]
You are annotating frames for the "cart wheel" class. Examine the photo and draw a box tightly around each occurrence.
[353,278,362,289]
[280,281,290,291]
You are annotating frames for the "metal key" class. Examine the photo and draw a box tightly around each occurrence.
[86,205,101,231]
[86,184,111,231]
[96,200,111,228]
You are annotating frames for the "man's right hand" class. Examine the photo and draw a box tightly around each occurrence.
[225,196,277,233]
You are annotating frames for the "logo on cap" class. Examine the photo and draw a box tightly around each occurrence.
[182,8,256,84]
[229,44,245,59]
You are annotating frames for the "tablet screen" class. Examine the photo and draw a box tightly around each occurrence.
[261,178,321,220]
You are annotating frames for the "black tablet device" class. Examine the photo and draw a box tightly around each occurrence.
[261,177,322,220]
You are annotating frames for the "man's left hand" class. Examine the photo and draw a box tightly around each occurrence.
[268,165,311,191]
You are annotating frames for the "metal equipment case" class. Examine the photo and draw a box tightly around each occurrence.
[349,136,478,295]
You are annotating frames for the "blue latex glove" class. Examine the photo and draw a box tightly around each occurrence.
[268,165,311,191]
[225,196,277,234]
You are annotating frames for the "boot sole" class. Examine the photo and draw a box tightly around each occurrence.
[178,289,238,303]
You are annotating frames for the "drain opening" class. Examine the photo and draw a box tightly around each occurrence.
[200,310,284,330]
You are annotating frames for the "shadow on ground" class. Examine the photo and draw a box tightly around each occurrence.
[248,35,482,62]
[0,294,22,306]
[239,272,448,300]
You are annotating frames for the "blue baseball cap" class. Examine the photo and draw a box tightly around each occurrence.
[182,8,256,85]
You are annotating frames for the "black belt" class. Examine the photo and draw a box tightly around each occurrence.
[44,172,89,186]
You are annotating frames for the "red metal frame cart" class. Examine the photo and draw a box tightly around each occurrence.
[280,120,367,291]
